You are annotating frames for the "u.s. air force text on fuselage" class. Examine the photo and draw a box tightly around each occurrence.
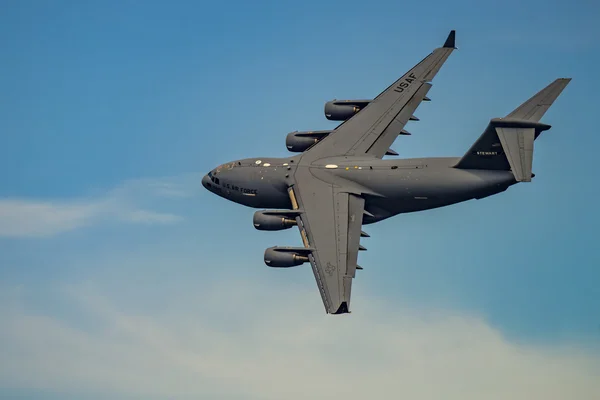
[202,30,571,315]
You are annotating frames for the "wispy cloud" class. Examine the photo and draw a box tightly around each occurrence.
[0,280,598,399]
[0,174,202,238]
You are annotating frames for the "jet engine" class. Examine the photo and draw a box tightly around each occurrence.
[324,99,372,121]
[286,130,332,152]
[264,246,312,268]
[253,210,300,231]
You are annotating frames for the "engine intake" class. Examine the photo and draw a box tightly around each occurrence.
[324,99,372,121]
[286,130,332,153]
[264,246,312,268]
[253,210,301,231]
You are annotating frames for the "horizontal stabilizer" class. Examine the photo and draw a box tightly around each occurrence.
[507,78,571,122]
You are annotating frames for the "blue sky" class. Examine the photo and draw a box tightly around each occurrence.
[1,0,599,398]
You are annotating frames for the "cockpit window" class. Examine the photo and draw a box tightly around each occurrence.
[208,171,220,185]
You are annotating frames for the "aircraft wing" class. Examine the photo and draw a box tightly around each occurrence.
[306,31,456,160]
[288,168,366,314]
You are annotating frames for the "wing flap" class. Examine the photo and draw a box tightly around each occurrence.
[346,193,365,278]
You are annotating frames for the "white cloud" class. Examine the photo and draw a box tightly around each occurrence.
[0,281,598,400]
[0,200,102,237]
[0,174,200,238]
[120,209,182,224]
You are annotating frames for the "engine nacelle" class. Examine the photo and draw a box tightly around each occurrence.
[264,246,311,268]
[324,99,372,121]
[253,210,299,231]
[286,130,332,153]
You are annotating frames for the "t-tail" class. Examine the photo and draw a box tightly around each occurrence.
[455,78,571,182]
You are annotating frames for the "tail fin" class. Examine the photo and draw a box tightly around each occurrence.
[455,78,571,181]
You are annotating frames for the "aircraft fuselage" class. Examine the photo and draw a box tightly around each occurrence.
[202,155,517,223]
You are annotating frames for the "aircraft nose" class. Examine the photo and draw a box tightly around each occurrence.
[201,174,211,190]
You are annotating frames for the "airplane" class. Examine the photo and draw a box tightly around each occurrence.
[202,30,571,315]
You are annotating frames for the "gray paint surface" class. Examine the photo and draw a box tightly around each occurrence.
[202,31,570,315]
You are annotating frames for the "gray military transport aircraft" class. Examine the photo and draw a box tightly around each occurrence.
[202,30,570,315]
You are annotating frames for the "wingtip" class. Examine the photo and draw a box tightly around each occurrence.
[553,77,572,87]
[443,30,456,48]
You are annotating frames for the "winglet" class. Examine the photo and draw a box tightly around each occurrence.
[332,302,350,314]
[443,30,456,48]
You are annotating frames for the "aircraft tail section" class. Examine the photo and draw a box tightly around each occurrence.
[455,78,571,182]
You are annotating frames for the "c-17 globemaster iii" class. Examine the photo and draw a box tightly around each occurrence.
[202,30,570,315]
